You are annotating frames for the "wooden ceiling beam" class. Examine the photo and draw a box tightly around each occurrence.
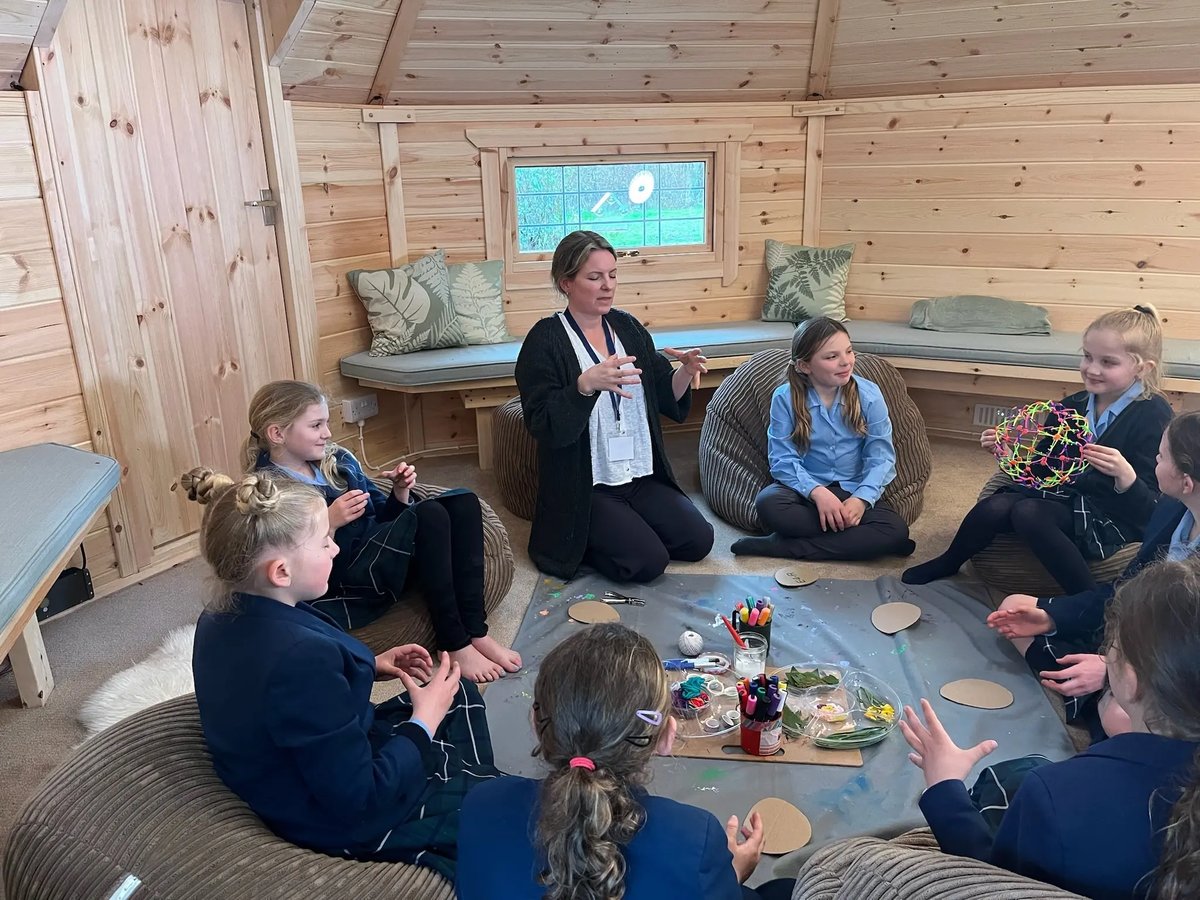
[806,0,841,100]
[262,0,316,67]
[367,0,424,104]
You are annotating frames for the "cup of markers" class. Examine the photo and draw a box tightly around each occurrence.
[734,597,773,653]
[737,673,785,756]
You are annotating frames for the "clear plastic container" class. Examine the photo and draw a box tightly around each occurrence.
[780,664,901,749]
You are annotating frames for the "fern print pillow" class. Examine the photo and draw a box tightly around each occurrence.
[448,259,512,345]
[761,240,854,323]
[347,250,467,357]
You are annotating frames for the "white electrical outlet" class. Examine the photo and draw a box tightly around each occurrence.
[973,403,1012,427]
[341,393,379,424]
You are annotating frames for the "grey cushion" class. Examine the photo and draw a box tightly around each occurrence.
[849,320,1200,380]
[341,318,1200,387]
[340,320,797,387]
[909,295,1051,335]
[1,444,120,637]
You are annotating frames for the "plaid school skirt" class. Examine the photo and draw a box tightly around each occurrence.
[342,679,503,880]
[311,507,420,631]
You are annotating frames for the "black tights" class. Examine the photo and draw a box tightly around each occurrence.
[407,492,487,651]
[902,492,1097,594]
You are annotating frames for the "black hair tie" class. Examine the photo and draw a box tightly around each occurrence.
[1133,304,1155,317]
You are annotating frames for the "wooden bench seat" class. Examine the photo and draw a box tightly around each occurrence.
[342,320,1200,468]
[0,444,120,708]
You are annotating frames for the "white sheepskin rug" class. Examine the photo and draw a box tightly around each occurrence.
[79,625,196,739]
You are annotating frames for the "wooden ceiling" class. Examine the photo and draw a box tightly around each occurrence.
[270,0,1200,105]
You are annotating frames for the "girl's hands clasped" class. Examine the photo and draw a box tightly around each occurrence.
[375,644,433,681]
[578,354,641,399]
[811,485,847,531]
[900,699,998,789]
[398,651,462,736]
[329,489,370,528]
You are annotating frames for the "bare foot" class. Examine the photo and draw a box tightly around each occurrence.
[449,645,504,684]
[472,635,522,673]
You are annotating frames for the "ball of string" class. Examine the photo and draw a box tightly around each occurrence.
[993,400,1094,490]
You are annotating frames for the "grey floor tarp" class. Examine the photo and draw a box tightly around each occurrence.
[481,572,1078,883]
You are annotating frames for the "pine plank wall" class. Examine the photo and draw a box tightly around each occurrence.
[305,83,1200,463]
[3,80,1199,597]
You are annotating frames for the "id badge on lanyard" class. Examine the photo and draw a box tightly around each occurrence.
[562,309,629,446]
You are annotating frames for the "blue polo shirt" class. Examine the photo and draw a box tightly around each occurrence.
[766,375,897,506]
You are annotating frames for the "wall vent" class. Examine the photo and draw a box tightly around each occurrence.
[972,404,1012,427]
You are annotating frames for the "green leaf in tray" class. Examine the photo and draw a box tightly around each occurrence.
[812,725,891,749]
[785,666,841,690]
[782,703,809,735]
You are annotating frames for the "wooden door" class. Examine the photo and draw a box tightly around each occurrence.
[34,0,293,571]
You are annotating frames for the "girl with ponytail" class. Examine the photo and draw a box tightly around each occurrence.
[181,467,502,880]
[456,624,795,900]
[892,557,1200,900]
[732,316,915,562]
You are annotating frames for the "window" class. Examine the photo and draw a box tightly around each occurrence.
[512,159,709,254]
[468,124,751,288]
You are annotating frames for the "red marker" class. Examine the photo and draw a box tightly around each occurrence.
[721,614,748,649]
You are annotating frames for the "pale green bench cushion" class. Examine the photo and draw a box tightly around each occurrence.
[0,444,120,631]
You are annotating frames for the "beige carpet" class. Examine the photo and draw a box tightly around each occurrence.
[0,434,997,892]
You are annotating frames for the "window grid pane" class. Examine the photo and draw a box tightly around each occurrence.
[513,160,708,254]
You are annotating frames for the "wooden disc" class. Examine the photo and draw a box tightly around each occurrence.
[748,797,812,855]
[940,678,1014,710]
[871,601,922,635]
[567,600,619,624]
[775,565,816,588]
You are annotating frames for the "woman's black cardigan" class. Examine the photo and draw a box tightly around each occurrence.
[514,308,692,579]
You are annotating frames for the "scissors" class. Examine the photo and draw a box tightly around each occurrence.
[601,590,645,607]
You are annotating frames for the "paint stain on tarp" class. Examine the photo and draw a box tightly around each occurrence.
[698,767,728,783]
[892,643,908,655]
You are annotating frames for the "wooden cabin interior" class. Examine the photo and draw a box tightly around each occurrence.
[2,0,1196,600]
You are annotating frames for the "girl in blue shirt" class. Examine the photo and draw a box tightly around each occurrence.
[895,557,1200,900]
[732,317,915,561]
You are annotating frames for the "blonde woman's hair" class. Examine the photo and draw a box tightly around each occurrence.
[1102,559,1200,898]
[550,230,616,298]
[243,380,346,489]
[177,467,325,612]
[1085,304,1164,397]
[785,317,866,453]
[532,624,672,900]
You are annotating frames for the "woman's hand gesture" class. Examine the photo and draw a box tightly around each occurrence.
[578,354,641,399]
[329,489,369,528]
[662,346,708,378]
[900,699,998,789]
